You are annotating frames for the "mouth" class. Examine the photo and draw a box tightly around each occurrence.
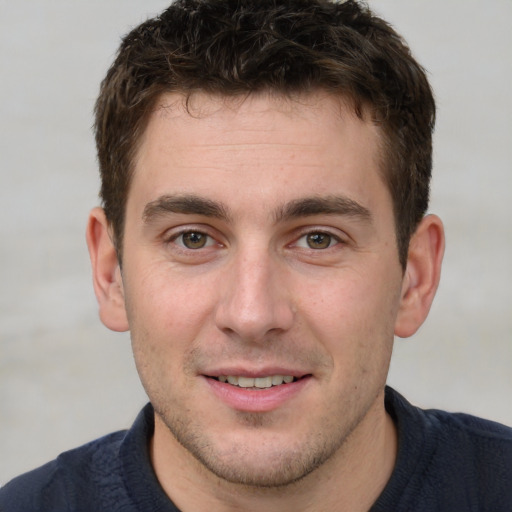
[207,374,306,389]
[204,373,312,412]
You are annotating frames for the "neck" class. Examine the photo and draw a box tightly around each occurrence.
[150,391,397,512]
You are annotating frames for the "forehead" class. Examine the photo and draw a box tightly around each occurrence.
[130,91,389,217]
[142,90,379,149]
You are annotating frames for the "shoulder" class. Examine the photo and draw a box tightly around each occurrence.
[416,399,512,466]
[423,408,512,509]
[383,387,512,510]
[425,407,512,481]
[386,385,512,448]
[427,406,512,446]
[0,430,127,512]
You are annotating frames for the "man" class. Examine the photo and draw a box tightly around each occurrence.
[1,0,511,510]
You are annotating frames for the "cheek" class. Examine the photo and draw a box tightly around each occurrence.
[125,268,212,391]
[126,261,217,335]
[123,272,217,392]
[298,266,401,357]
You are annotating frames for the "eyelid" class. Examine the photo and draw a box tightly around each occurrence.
[296,233,339,249]
[290,226,347,249]
[173,231,216,249]
[164,225,222,249]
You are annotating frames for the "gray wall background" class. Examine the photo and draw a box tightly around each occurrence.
[1,1,511,485]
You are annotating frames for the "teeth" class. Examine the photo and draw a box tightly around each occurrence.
[238,376,255,388]
[217,375,296,388]
[254,377,272,388]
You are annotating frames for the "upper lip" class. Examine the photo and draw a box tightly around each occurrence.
[202,367,310,378]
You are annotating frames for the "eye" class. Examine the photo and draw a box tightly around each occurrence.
[295,231,339,250]
[174,231,215,249]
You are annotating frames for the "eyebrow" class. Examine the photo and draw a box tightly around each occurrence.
[142,194,231,223]
[142,193,372,225]
[274,196,372,224]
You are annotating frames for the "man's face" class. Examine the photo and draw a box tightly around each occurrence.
[119,92,405,486]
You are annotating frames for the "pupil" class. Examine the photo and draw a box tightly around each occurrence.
[307,233,330,249]
[183,232,206,248]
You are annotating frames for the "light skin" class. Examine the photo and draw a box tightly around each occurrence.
[87,91,444,512]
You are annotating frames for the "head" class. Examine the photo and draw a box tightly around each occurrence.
[87,0,444,498]
[95,0,435,268]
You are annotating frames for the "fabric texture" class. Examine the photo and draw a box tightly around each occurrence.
[1,387,511,511]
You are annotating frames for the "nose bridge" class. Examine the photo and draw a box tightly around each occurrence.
[215,242,293,341]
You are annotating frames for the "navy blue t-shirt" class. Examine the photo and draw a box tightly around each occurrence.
[1,387,511,511]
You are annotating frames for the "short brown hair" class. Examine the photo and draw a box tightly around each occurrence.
[95,0,435,267]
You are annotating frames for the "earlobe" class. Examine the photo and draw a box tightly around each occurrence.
[86,207,129,332]
[394,214,445,338]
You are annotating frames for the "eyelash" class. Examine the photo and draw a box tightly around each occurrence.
[292,230,344,250]
[165,226,345,253]
[166,229,218,250]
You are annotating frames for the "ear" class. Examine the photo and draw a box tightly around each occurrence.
[86,207,129,332]
[394,214,445,338]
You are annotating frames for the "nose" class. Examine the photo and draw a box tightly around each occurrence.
[214,248,295,342]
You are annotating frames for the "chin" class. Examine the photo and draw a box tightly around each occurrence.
[191,444,327,488]
[163,412,345,489]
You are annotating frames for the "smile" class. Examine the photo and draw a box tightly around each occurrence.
[205,374,311,412]
[215,375,297,389]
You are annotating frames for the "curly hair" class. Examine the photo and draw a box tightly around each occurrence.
[95,0,435,267]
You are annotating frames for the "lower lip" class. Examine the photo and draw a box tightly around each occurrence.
[204,376,311,413]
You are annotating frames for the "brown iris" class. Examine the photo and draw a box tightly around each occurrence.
[306,232,332,249]
[182,232,208,249]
